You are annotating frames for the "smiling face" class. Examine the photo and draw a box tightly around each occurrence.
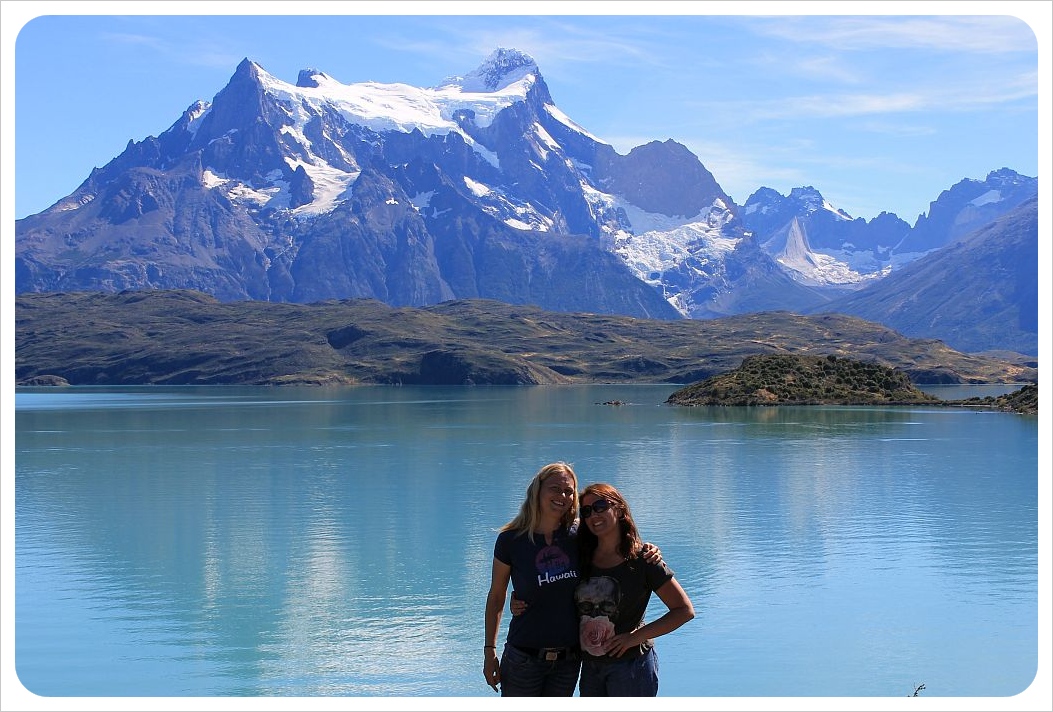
[580,492,619,540]
[539,471,576,522]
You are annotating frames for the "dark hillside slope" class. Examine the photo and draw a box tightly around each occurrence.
[15,291,1035,386]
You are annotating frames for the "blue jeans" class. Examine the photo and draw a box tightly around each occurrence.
[499,644,581,696]
[578,646,659,696]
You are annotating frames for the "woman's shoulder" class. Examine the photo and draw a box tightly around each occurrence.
[496,526,527,541]
[640,555,675,584]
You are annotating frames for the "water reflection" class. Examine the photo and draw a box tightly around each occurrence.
[15,386,1038,696]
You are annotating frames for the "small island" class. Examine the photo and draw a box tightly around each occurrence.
[666,353,1037,414]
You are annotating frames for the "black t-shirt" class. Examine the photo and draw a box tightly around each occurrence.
[494,526,580,649]
[574,557,675,661]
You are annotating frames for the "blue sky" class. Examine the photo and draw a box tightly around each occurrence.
[2,5,1052,712]
[5,3,1047,224]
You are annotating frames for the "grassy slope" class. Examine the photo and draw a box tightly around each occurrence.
[15,290,1038,388]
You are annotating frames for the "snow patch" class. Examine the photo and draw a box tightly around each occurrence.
[255,61,534,137]
[202,168,283,207]
[970,189,1002,207]
[610,200,741,287]
[53,194,96,212]
[544,103,608,145]
[411,192,435,210]
[532,122,560,158]
[231,181,285,207]
[201,169,228,189]
[619,201,708,234]
[285,158,359,216]
[822,198,853,220]
[463,176,491,197]
[186,101,210,136]
[459,131,501,169]
[775,251,881,287]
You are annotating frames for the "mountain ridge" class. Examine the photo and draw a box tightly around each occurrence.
[14,49,1039,355]
[812,196,1039,355]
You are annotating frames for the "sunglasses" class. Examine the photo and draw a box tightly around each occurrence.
[580,499,612,519]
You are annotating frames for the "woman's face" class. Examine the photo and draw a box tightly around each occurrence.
[580,492,618,537]
[539,472,576,520]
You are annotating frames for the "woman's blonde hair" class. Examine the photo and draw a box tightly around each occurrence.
[501,462,579,539]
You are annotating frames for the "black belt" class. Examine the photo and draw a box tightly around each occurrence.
[512,645,579,661]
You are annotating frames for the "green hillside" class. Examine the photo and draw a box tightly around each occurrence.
[15,290,1037,388]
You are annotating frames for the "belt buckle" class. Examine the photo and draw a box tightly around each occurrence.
[543,649,559,661]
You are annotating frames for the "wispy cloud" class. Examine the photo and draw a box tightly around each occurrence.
[685,67,1036,126]
[855,120,938,138]
[792,55,865,84]
[100,32,168,50]
[99,29,243,70]
[747,15,1038,54]
[371,16,668,82]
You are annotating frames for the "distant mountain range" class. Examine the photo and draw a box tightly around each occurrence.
[14,49,1039,356]
[811,196,1038,356]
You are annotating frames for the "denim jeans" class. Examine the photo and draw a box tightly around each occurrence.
[498,644,581,696]
[578,646,659,696]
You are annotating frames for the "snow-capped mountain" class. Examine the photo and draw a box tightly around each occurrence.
[893,168,1039,263]
[741,186,905,287]
[14,49,1039,344]
[812,195,1038,356]
[739,169,1036,294]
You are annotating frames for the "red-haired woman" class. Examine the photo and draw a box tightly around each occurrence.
[484,464,665,696]
[574,482,694,696]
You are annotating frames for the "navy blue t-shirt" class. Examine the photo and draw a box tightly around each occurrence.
[494,525,580,649]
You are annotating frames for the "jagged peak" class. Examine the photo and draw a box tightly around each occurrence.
[743,186,784,205]
[629,138,696,158]
[296,68,335,88]
[159,99,211,139]
[985,167,1032,186]
[788,186,823,205]
[234,57,262,77]
[182,100,210,119]
[787,186,847,218]
[944,168,1035,196]
[232,58,288,89]
[436,48,539,92]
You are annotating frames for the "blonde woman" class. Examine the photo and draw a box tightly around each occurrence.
[483,462,583,696]
[484,464,664,696]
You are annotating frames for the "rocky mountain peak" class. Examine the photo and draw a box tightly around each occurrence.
[593,139,733,219]
[438,47,539,92]
[901,166,1039,255]
[985,167,1028,187]
[787,186,829,214]
[296,68,330,88]
[12,50,1038,355]
[233,57,264,81]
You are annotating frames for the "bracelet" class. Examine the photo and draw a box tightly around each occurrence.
[484,645,496,649]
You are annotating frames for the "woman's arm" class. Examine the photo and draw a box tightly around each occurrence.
[483,557,512,692]
[603,577,695,658]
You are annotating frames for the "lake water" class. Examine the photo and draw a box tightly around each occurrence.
[10,384,1044,706]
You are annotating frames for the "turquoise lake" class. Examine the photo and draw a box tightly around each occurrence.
[11,384,1042,703]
